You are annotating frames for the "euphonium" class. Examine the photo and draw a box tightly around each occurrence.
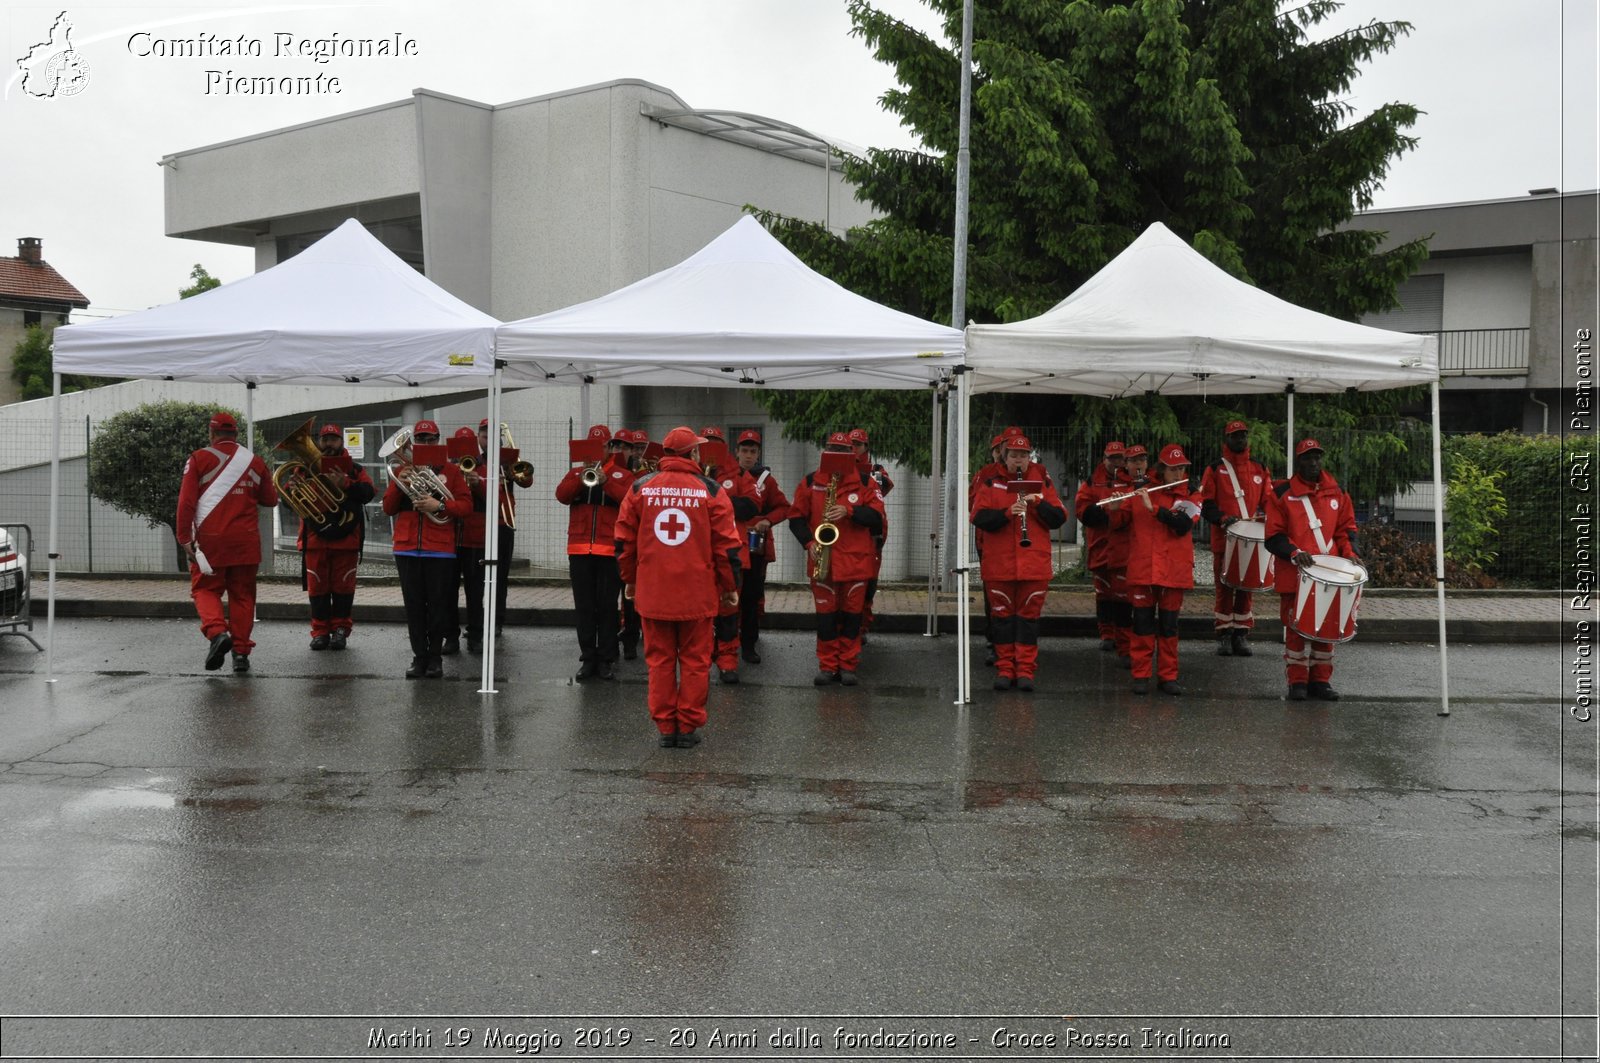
[810,473,842,582]
[379,426,454,525]
[272,416,350,538]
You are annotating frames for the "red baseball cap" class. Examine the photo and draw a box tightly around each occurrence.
[1224,420,1249,435]
[848,428,869,444]
[1103,441,1125,456]
[453,426,476,441]
[586,424,611,442]
[631,430,651,445]
[1004,434,1034,452]
[209,412,237,431]
[318,423,342,438]
[737,429,762,446]
[990,433,1009,449]
[700,426,726,441]
[413,419,440,437]
[662,426,708,453]
[1123,444,1148,459]
[1296,438,1325,456]
[1159,443,1190,466]
[479,418,491,429]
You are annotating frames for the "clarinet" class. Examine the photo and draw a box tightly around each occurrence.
[1015,478,1032,548]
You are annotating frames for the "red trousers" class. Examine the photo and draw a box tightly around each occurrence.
[1280,595,1334,685]
[810,578,868,673]
[1110,567,1132,656]
[1211,552,1256,632]
[306,548,359,636]
[985,579,1048,680]
[642,616,713,736]
[1129,585,1184,681]
[190,563,257,654]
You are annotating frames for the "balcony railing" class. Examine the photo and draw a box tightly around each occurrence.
[1430,328,1529,375]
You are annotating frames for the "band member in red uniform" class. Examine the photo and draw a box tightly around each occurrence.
[700,426,759,684]
[1116,444,1199,695]
[617,429,648,661]
[735,429,788,665]
[300,423,374,652]
[1101,443,1148,666]
[1075,441,1126,651]
[971,429,1015,667]
[556,425,633,680]
[969,433,1067,691]
[788,432,885,685]
[477,418,522,642]
[1264,439,1360,701]
[1200,420,1273,658]
[176,411,279,673]
[616,426,742,748]
[450,426,488,655]
[847,428,893,641]
[382,420,472,679]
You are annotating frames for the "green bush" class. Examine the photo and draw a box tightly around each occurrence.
[1442,432,1576,587]
[1443,459,1507,573]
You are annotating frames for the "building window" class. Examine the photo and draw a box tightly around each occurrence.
[22,311,41,327]
[276,217,424,273]
[1362,274,1443,334]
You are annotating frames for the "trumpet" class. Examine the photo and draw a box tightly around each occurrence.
[458,454,479,475]
[272,416,352,538]
[579,463,605,488]
[499,424,535,489]
[379,426,454,525]
[810,473,842,582]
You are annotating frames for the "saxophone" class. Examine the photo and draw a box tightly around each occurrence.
[810,473,842,582]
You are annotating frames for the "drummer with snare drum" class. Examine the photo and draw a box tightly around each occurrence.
[1264,439,1361,703]
[1200,419,1275,658]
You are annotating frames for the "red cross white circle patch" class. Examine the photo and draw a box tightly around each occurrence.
[653,507,692,546]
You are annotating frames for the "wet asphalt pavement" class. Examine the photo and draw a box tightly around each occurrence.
[0,618,1594,1061]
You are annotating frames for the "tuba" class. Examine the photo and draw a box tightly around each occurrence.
[273,416,352,538]
[810,473,842,582]
[379,426,454,525]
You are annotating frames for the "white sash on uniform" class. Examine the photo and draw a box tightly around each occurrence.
[190,445,253,575]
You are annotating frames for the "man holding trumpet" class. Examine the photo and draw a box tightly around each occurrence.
[969,433,1066,692]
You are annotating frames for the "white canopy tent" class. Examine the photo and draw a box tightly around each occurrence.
[961,222,1445,708]
[48,219,501,685]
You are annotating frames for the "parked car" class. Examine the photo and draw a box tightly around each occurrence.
[0,525,29,620]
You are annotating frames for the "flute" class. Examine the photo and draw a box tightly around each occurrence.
[1095,479,1187,506]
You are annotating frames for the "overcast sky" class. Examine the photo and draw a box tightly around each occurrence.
[2,0,1594,320]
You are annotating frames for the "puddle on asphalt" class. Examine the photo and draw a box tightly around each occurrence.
[65,786,177,812]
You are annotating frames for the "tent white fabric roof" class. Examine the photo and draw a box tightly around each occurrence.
[52,219,497,386]
[964,222,1438,396]
[494,215,964,390]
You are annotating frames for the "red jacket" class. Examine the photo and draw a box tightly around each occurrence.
[1199,448,1273,552]
[176,440,278,566]
[1079,471,1138,570]
[456,466,489,550]
[745,463,791,562]
[555,457,633,556]
[615,456,740,620]
[382,461,472,553]
[1123,482,1198,589]
[1264,472,1358,593]
[787,468,886,583]
[970,462,1067,582]
[294,449,375,553]
[707,462,761,569]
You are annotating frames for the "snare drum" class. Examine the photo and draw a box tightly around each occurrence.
[1220,520,1274,592]
[1291,554,1368,644]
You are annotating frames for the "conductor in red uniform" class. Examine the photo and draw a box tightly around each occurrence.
[615,427,742,748]
[969,433,1067,691]
[1264,439,1360,702]
[788,432,887,686]
[176,412,279,673]
[1199,420,1273,658]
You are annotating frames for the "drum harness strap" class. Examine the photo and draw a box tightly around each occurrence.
[1220,457,1248,517]
[1295,495,1332,555]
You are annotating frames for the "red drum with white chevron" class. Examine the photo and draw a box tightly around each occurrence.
[1291,555,1368,644]
[1220,519,1275,592]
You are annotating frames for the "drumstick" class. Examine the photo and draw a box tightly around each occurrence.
[1094,479,1187,506]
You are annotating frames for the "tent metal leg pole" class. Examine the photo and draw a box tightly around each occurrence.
[955,371,972,704]
[45,373,61,683]
[246,382,258,623]
[480,363,503,695]
[926,381,942,637]
[1285,387,1295,462]
[1431,381,1450,716]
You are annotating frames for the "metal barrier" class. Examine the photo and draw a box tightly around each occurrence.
[0,522,41,650]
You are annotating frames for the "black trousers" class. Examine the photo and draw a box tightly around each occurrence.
[619,592,640,654]
[395,553,458,659]
[569,554,620,664]
[739,556,770,647]
[457,526,514,639]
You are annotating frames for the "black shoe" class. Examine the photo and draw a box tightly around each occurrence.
[1131,678,1150,695]
[985,645,998,666]
[741,647,761,664]
[994,675,1013,691]
[466,636,482,653]
[405,657,426,679]
[838,671,858,687]
[204,632,233,671]
[659,732,678,748]
[1216,634,1234,657]
[232,653,250,674]
[599,662,617,681]
[623,645,638,661]
[1308,682,1340,701]
[1287,683,1308,701]
[576,660,599,682]
[1158,679,1184,696]
[1099,638,1116,652]
[424,656,444,679]
[1231,634,1253,657]
[440,638,460,656]
[310,634,330,651]
[720,668,740,685]
[329,630,347,651]
[813,671,838,686]
[675,731,702,748]
[1118,654,1132,670]
[1015,677,1034,692]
